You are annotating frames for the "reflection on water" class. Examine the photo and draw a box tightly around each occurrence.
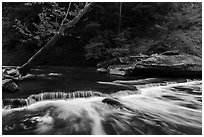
[3,66,145,99]
[2,80,202,135]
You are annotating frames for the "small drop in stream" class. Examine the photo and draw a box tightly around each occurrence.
[2,67,202,135]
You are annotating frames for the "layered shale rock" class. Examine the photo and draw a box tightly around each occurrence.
[98,53,202,78]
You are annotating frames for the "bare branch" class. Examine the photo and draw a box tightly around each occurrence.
[59,2,72,34]
[63,2,94,29]
[17,2,94,75]
[61,2,72,26]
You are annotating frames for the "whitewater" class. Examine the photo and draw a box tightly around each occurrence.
[2,79,202,135]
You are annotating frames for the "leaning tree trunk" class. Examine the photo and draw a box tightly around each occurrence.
[18,2,94,75]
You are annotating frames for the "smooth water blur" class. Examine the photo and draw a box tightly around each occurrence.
[2,66,202,135]
[2,66,190,99]
[2,66,144,99]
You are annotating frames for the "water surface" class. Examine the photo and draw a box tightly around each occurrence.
[2,66,202,135]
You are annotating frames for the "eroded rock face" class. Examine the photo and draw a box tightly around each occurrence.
[106,54,202,77]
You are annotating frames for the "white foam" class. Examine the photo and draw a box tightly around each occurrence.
[2,80,202,135]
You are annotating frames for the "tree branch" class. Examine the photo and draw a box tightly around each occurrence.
[17,2,94,75]
[61,2,71,26]
[59,2,93,34]
[63,2,94,29]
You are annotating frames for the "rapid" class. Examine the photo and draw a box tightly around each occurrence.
[2,78,202,135]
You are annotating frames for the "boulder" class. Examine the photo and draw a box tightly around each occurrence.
[102,98,122,106]
[2,79,19,93]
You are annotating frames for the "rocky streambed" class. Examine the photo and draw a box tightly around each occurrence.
[3,53,202,93]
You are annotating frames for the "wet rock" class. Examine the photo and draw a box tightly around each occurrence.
[107,54,201,78]
[2,79,19,93]
[109,67,127,76]
[97,68,108,73]
[4,68,17,76]
[3,98,27,108]
[2,67,28,81]
[102,98,122,106]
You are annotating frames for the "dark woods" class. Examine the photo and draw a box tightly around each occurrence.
[2,2,202,66]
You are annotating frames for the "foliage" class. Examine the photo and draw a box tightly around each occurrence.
[84,2,202,62]
[3,2,202,65]
[2,2,87,49]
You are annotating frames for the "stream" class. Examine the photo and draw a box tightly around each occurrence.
[2,66,202,135]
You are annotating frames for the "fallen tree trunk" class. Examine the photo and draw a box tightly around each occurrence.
[18,2,94,75]
[18,33,62,75]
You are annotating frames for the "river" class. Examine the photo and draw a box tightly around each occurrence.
[2,66,202,135]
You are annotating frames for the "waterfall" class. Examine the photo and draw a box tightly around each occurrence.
[3,90,139,109]
[3,91,109,108]
[3,79,199,109]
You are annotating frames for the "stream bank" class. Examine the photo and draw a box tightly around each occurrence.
[97,53,202,78]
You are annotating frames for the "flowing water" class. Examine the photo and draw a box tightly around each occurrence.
[2,66,202,135]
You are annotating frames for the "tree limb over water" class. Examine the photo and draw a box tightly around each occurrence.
[17,2,94,76]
